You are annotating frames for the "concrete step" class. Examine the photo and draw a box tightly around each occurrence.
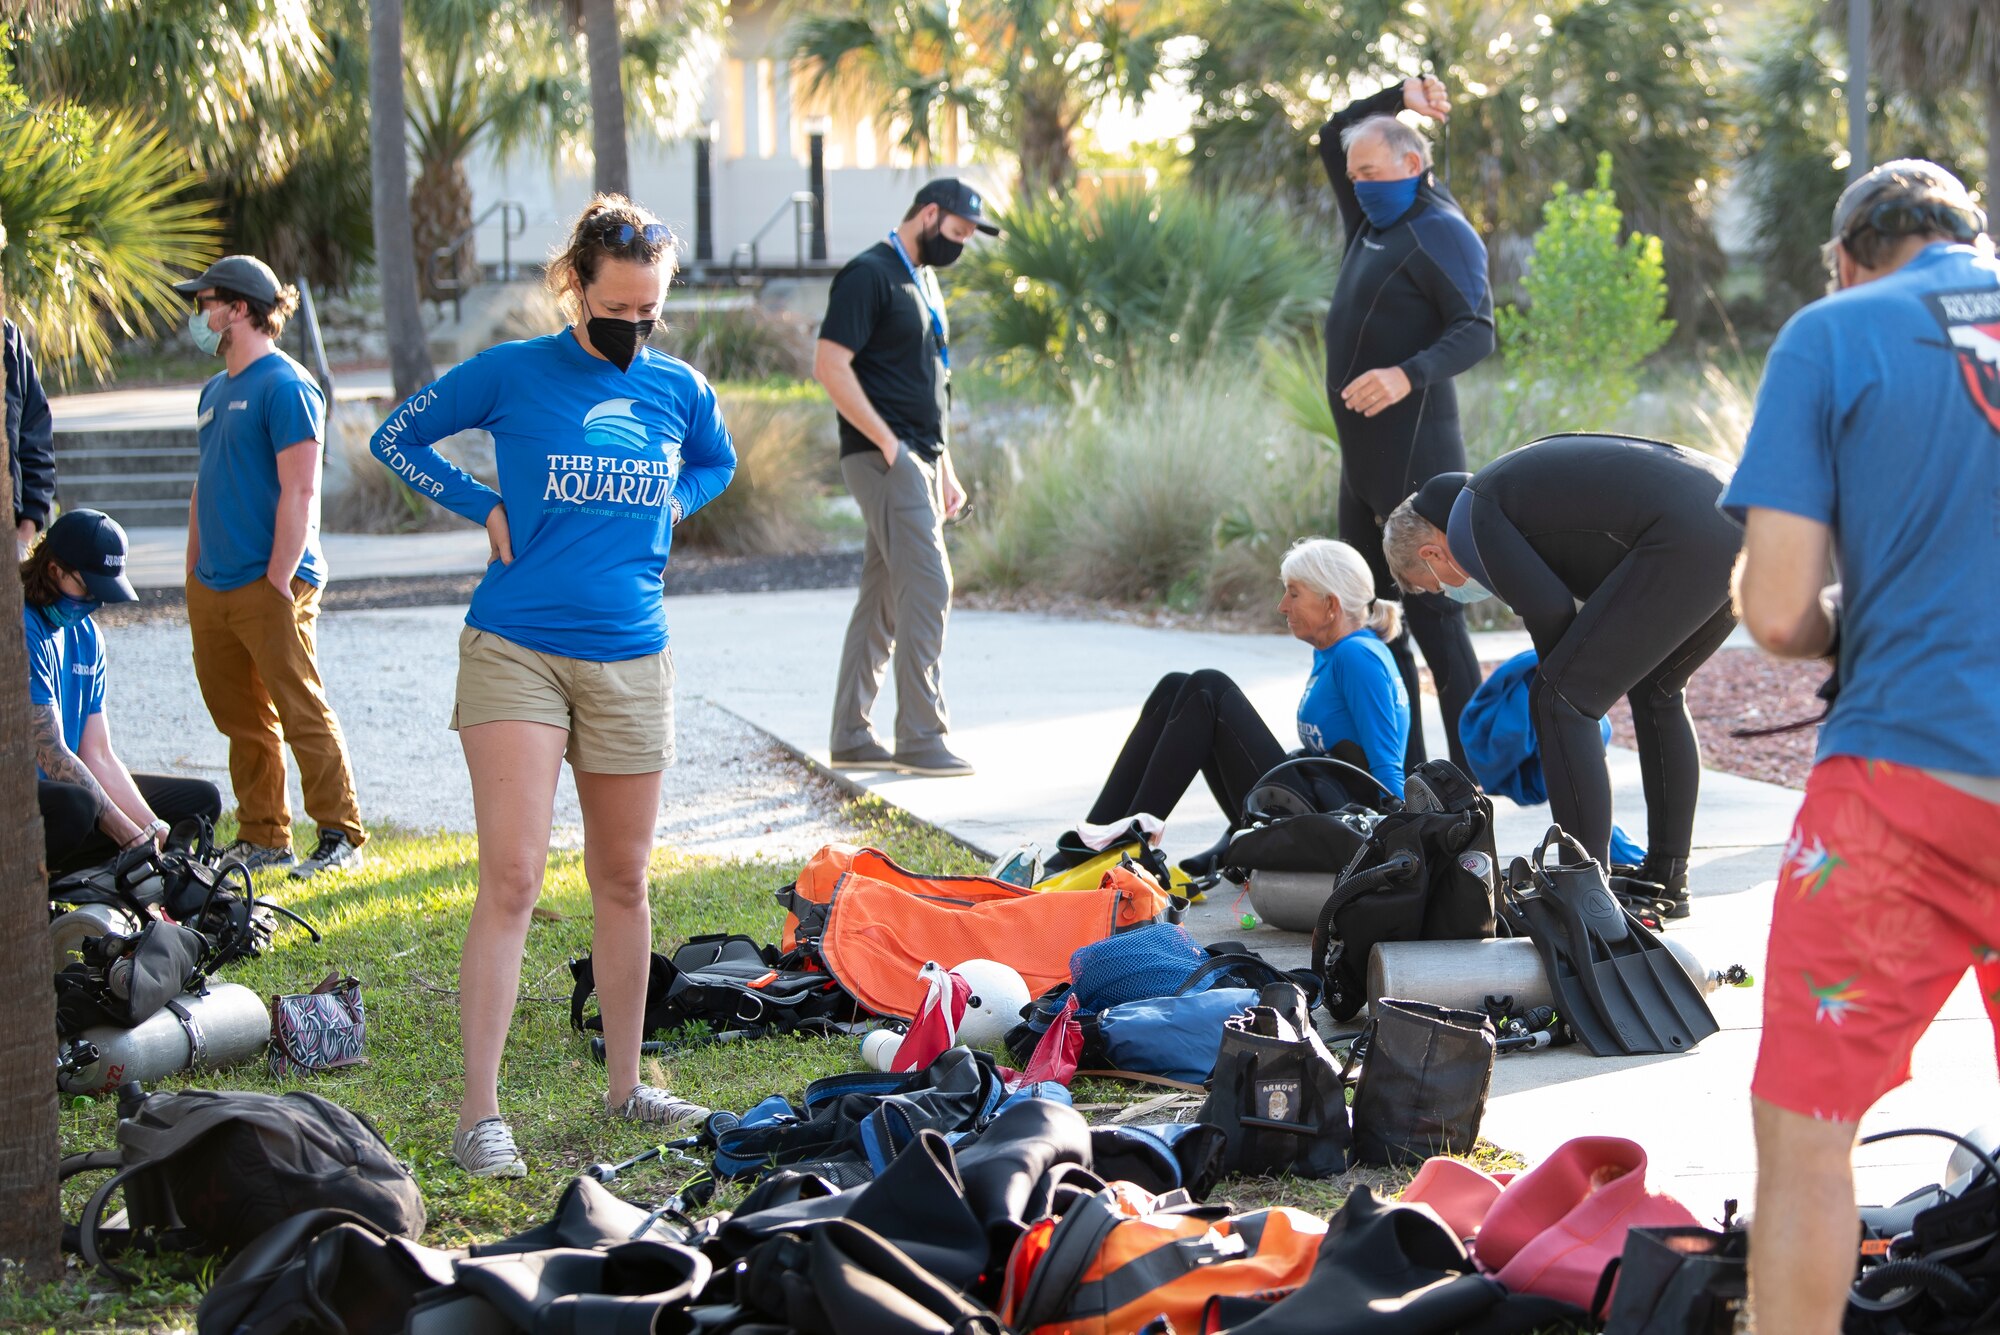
[54,427,199,451]
[58,497,191,529]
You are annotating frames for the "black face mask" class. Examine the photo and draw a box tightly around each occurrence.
[581,296,656,372]
[919,217,964,269]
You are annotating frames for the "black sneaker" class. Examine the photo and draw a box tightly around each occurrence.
[288,829,367,881]
[892,743,975,777]
[829,741,896,770]
[221,839,295,873]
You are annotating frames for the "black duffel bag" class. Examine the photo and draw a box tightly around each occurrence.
[1349,998,1496,1166]
[1198,982,1351,1179]
[1306,761,1499,1021]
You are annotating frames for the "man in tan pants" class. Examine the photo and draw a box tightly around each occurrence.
[176,254,366,878]
[815,180,997,777]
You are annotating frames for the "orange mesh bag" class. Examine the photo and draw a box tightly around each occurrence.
[779,845,1170,1018]
[998,1181,1325,1335]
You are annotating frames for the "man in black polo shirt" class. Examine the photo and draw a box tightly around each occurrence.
[816,178,996,777]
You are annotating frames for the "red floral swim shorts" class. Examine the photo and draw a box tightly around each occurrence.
[1753,755,2000,1123]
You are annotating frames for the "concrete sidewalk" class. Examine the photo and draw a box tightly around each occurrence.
[659,588,1998,1214]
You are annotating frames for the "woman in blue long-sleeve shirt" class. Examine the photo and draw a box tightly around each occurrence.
[1046,538,1411,877]
[370,196,736,1178]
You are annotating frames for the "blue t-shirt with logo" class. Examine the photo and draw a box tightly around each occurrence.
[193,350,328,591]
[369,332,736,661]
[1721,242,2000,776]
[24,603,105,777]
[1297,627,1409,794]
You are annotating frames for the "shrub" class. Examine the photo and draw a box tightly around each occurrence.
[953,360,1336,608]
[955,188,1335,399]
[673,389,830,556]
[653,304,816,383]
[1497,154,1674,439]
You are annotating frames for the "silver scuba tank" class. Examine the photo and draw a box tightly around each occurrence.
[50,903,143,973]
[57,981,269,1096]
[1367,936,1717,1016]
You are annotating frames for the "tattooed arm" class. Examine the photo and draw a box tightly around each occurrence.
[34,702,146,848]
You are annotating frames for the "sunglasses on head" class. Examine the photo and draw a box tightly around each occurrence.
[1843,195,1984,247]
[593,220,675,250]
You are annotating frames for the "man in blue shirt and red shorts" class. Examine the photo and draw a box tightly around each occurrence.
[1729,160,2000,1332]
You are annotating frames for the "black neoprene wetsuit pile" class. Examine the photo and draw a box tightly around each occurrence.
[1416,434,1743,868]
[1319,83,1494,771]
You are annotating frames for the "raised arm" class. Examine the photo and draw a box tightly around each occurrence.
[1320,82,1408,240]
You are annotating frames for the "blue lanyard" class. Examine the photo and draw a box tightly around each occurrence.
[887,230,951,371]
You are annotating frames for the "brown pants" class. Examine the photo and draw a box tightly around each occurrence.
[186,575,366,849]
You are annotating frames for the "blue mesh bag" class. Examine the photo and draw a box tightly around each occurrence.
[1069,923,1213,1012]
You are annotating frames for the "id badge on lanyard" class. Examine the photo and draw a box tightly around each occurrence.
[887,231,952,390]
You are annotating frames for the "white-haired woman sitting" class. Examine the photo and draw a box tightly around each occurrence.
[1045,538,1411,877]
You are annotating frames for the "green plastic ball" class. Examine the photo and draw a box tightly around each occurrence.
[1240,913,1258,930]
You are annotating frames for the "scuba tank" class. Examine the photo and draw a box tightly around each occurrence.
[57,981,269,1096]
[50,903,142,973]
[1368,936,1733,1016]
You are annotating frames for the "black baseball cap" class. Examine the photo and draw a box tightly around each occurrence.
[913,178,1001,235]
[172,254,283,305]
[1412,472,1471,531]
[45,509,138,604]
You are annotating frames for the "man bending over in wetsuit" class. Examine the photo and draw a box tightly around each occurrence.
[1319,73,1492,773]
[1383,434,1741,918]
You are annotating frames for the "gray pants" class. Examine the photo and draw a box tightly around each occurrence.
[832,449,952,752]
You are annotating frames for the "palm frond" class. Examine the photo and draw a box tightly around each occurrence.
[0,105,222,389]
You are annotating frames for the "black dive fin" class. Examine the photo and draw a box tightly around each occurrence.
[1537,833,1718,1056]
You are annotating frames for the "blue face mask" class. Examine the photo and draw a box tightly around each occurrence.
[1354,175,1421,229]
[1425,559,1490,605]
[188,307,224,357]
[44,594,100,629]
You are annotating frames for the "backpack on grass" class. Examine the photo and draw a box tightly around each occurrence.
[569,932,859,1046]
[62,1086,425,1283]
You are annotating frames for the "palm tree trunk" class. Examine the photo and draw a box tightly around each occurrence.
[369,0,438,401]
[0,220,63,1284]
[585,0,631,198]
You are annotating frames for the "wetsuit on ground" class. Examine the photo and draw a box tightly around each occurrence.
[1413,435,1741,867]
[1319,83,1493,773]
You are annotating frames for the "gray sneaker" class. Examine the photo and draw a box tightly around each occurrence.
[610,1084,711,1131]
[893,744,975,777]
[289,829,366,881]
[829,741,896,771]
[453,1116,527,1178]
[221,839,294,872]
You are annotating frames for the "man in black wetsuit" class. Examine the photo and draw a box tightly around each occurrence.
[1320,74,1492,773]
[1383,435,1742,918]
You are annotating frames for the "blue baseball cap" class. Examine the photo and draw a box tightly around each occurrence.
[45,509,138,603]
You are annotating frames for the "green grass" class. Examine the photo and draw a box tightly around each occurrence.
[12,791,1515,1329]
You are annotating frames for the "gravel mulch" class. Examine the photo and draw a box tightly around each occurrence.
[1471,647,1829,792]
[1604,648,1829,792]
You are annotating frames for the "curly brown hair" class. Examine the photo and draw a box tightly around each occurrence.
[20,542,67,608]
[211,283,302,338]
[545,194,678,320]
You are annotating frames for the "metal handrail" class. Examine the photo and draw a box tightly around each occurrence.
[728,191,817,282]
[431,200,528,322]
[292,276,335,404]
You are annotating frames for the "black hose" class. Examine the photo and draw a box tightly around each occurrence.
[1851,1257,1982,1310]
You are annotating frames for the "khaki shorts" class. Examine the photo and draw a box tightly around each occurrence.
[451,627,674,774]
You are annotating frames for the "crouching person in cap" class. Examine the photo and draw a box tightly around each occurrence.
[174,254,367,880]
[1383,435,1741,915]
[25,510,222,873]
[816,178,997,779]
